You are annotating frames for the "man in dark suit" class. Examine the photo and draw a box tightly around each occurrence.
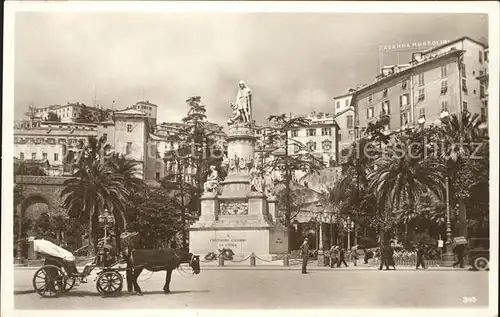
[415,244,426,269]
[300,237,310,274]
[453,243,465,268]
[378,243,391,270]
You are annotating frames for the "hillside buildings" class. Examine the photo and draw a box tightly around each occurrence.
[351,36,489,134]
[13,101,226,182]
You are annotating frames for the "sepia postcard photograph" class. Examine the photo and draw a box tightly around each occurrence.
[2,2,498,317]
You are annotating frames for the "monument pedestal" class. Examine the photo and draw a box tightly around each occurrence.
[189,121,288,259]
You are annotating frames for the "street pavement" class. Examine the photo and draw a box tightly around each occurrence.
[13,262,489,310]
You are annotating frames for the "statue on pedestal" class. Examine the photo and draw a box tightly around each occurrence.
[249,165,264,193]
[203,165,220,194]
[227,80,252,125]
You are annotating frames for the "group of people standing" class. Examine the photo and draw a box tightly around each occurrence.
[300,237,435,273]
[328,245,351,268]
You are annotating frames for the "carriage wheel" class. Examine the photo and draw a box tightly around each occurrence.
[32,265,66,298]
[63,277,76,292]
[96,271,123,296]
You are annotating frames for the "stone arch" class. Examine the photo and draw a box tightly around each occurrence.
[20,194,51,220]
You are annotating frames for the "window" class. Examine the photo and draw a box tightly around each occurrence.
[481,108,487,121]
[382,101,390,115]
[463,101,468,111]
[338,134,342,142]
[307,129,316,136]
[480,84,486,98]
[347,115,354,129]
[441,65,448,77]
[461,63,467,78]
[127,124,133,132]
[336,101,340,109]
[401,80,408,90]
[418,88,425,101]
[441,101,449,112]
[321,128,331,136]
[441,81,448,95]
[418,73,425,86]
[345,99,349,107]
[419,108,425,118]
[322,140,332,150]
[306,141,317,151]
[291,130,298,137]
[20,152,24,160]
[366,107,374,119]
[126,142,132,155]
[32,153,36,160]
[400,94,410,107]
[156,172,160,181]
[462,78,468,94]
[54,153,59,161]
[485,51,489,62]
[383,88,388,97]
[400,112,409,127]
[479,51,483,63]
[42,153,47,160]
[368,94,373,104]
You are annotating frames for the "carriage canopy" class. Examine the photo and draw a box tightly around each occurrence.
[34,239,76,261]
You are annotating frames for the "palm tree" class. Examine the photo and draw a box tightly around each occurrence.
[61,159,129,256]
[368,135,444,243]
[440,110,488,236]
[61,136,131,256]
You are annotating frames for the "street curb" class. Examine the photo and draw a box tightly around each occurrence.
[14,266,474,272]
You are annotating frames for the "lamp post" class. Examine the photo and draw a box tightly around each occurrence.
[315,202,331,266]
[440,111,455,267]
[98,209,114,243]
[344,216,355,250]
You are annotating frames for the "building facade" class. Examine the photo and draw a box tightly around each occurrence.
[333,90,357,152]
[352,37,488,133]
[33,103,109,123]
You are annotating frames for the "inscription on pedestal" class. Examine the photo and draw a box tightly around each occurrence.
[220,200,248,215]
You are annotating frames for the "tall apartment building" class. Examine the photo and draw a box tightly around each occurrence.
[352,36,489,133]
[333,88,359,151]
[476,47,489,122]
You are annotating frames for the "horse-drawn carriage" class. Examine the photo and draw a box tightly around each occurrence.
[32,239,124,297]
[32,233,201,297]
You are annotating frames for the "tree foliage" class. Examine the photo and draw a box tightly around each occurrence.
[45,111,61,122]
[75,105,95,123]
[126,188,196,249]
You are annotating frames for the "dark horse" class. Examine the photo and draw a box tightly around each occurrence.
[121,246,200,295]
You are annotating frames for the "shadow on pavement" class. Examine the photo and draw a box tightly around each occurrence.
[14,290,36,295]
[141,290,210,295]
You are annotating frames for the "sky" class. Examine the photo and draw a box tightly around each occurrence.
[14,12,488,126]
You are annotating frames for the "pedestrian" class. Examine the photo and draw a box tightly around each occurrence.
[388,242,396,270]
[378,243,390,270]
[337,247,348,268]
[329,244,338,268]
[351,245,359,266]
[300,237,310,274]
[415,244,426,269]
[452,242,465,268]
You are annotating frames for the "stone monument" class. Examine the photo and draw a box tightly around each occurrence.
[189,81,288,260]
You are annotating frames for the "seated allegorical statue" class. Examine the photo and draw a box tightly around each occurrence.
[203,165,220,194]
